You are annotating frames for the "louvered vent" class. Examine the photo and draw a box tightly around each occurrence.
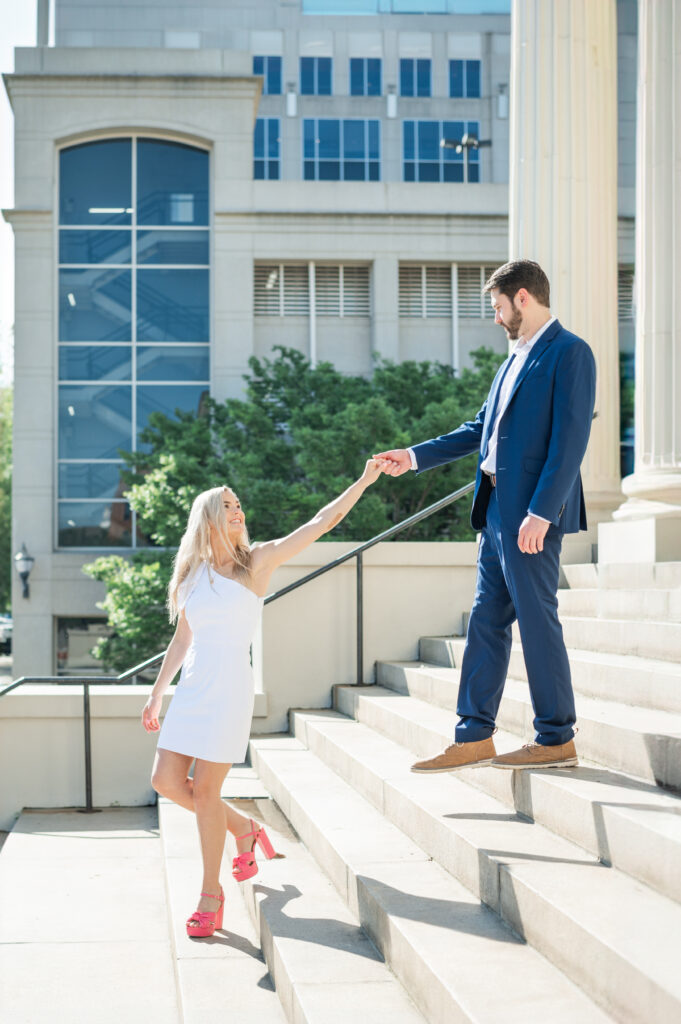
[483,265,500,319]
[457,266,483,318]
[425,266,452,317]
[618,266,634,321]
[282,265,309,316]
[399,266,423,317]
[315,266,341,316]
[342,266,370,316]
[254,265,282,316]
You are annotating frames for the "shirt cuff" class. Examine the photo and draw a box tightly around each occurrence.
[528,511,552,524]
[407,447,418,471]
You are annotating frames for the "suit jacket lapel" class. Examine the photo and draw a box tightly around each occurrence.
[503,318,562,412]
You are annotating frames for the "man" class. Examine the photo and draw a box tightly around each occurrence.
[375,259,596,772]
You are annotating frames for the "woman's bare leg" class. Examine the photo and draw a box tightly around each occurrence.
[191,758,233,914]
[151,747,253,836]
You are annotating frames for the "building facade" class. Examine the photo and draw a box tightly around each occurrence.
[4,0,640,677]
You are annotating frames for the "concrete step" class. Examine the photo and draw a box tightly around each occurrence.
[536,615,681,663]
[562,562,681,591]
[0,808,181,1024]
[558,587,681,622]
[157,794,287,1024]
[377,661,681,791]
[333,685,681,905]
[227,744,425,1024]
[289,707,681,1024]
[250,735,615,1024]
[420,635,681,715]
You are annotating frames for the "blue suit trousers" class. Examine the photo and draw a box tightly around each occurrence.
[455,487,576,747]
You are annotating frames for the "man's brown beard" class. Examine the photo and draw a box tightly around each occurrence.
[502,305,523,340]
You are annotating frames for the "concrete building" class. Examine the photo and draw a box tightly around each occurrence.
[2,0,647,678]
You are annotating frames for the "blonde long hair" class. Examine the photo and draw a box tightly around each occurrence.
[167,485,252,623]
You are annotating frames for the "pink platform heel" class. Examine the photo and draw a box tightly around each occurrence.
[232,818,277,882]
[185,884,225,937]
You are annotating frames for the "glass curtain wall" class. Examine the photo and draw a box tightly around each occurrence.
[57,137,210,548]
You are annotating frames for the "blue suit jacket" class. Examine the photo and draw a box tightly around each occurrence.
[411,320,597,535]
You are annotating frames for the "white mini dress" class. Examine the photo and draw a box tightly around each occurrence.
[157,561,264,763]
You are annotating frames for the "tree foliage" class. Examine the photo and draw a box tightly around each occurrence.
[83,346,504,671]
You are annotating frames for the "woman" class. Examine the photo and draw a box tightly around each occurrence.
[141,457,385,937]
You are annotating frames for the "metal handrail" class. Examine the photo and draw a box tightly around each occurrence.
[0,478,475,811]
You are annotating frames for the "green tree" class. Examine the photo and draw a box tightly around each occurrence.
[0,388,12,613]
[83,347,503,671]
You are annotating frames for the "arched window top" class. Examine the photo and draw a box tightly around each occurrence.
[59,137,209,228]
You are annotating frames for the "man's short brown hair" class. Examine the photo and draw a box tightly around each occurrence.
[483,259,550,308]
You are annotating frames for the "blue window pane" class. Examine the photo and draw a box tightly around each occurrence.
[267,119,280,158]
[59,385,132,459]
[418,162,440,182]
[319,161,341,180]
[404,162,415,181]
[137,385,209,446]
[400,59,414,96]
[303,119,316,159]
[403,121,415,160]
[137,345,210,381]
[449,59,464,97]
[59,345,131,381]
[343,121,365,160]
[254,160,265,180]
[268,56,282,95]
[369,161,380,181]
[254,118,265,158]
[300,56,315,94]
[268,160,280,179]
[58,501,133,548]
[468,163,480,183]
[59,463,128,500]
[466,60,481,98]
[344,162,366,181]
[318,57,332,95]
[444,163,465,182]
[137,269,209,341]
[368,120,380,160]
[59,230,131,265]
[350,58,364,96]
[59,140,132,226]
[416,59,431,97]
[59,269,131,341]
[418,121,440,161]
[253,56,264,75]
[137,140,208,226]
[318,120,340,158]
[367,59,381,96]
[136,230,209,265]
[467,120,480,145]
[304,161,315,180]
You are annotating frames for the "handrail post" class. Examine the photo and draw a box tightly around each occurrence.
[79,682,98,814]
[356,552,363,685]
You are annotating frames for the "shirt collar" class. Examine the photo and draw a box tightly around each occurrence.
[512,315,556,356]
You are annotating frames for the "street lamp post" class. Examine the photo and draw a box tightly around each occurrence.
[440,133,492,182]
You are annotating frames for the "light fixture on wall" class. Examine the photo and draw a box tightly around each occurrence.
[386,85,397,119]
[14,543,35,599]
[497,83,509,120]
[286,82,297,117]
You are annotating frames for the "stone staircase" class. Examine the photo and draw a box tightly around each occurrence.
[239,560,681,1023]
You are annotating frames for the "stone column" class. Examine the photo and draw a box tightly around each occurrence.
[509,0,622,526]
[615,0,681,519]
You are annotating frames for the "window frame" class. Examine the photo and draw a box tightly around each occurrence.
[253,55,282,96]
[254,117,281,180]
[449,58,482,99]
[399,58,431,98]
[402,119,481,183]
[55,133,212,552]
[300,55,333,96]
[302,118,381,182]
[349,57,382,97]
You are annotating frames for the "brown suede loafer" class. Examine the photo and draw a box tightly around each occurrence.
[491,739,578,770]
[411,736,497,774]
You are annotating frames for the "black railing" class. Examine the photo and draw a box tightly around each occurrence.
[0,479,475,812]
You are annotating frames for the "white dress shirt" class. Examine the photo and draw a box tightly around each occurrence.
[408,316,557,524]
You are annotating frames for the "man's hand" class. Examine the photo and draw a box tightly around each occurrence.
[373,448,412,477]
[518,515,550,554]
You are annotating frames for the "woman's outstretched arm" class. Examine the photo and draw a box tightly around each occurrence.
[252,458,385,577]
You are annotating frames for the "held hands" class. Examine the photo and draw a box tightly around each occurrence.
[372,448,412,477]
[361,457,390,486]
[141,694,163,732]
[518,515,550,555]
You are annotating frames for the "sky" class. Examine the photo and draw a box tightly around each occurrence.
[0,0,41,388]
